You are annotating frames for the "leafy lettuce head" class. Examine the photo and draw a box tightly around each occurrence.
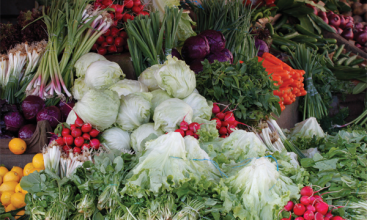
[116,92,153,131]
[101,127,131,154]
[154,56,196,99]
[130,123,164,153]
[72,78,90,100]
[150,89,172,116]
[84,60,125,90]
[183,92,213,120]
[74,89,120,131]
[109,79,148,98]
[138,64,161,91]
[153,98,193,132]
[74,52,107,78]
[291,117,325,140]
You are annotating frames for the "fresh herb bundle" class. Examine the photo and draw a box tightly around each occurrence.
[196,58,281,123]
[187,0,255,63]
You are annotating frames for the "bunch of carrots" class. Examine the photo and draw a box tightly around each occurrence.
[258,52,307,111]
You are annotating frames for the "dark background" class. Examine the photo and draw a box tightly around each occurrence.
[1,0,35,24]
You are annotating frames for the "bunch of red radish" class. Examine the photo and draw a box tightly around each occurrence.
[55,114,101,154]
[280,186,345,220]
[174,118,201,139]
[210,103,245,138]
[91,0,149,55]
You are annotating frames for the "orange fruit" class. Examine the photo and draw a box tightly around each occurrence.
[21,188,28,194]
[11,166,23,179]
[15,210,25,219]
[5,204,15,212]
[0,166,8,177]
[11,192,26,208]
[9,138,27,155]
[0,176,2,185]
[15,183,23,193]
[32,153,44,169]
[3,171,20,182]
[23,163,35,176]
[29,168,43,174]
[0,181,18,193]
[1,191,14,206]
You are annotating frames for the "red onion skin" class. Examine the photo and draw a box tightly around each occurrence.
[339,15,346,29]
[306,4,317,14]
[345,21,354,29]
[326,11,334,17]
[330,26,338,33]
[337,27,343,35]
[318,11,329,24]
[356,43,362,49]
[356,32,367,46]
[342,28,354,40]
[328,14,341,27]
[355,23,364,29]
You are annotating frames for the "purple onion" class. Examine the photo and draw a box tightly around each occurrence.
[328,14,341,27]
[181,35,210,61]
[36,106,61,128]
[21,95,45,120]
[18,124,37,139]
[200,30,226,53]
[4,112,25,132]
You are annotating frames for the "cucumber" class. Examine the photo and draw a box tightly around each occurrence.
[271,44,279,50]
[309,13,337,33]
[295,25,323,39]
[349,58,365,66]
[314,42,326,47]
[274,14,288,30]
[336,57,348,66]
[266,23,275,36]
[333,44,345,60]
[283,31,301,40]
[279,24,294,33]
[272,36,298,47]
[352,65,360,68]
[319,38,338,44]
[278,32,284,37]
[305,42,318,51]
[344,54,359,66]
[291,35,318,43]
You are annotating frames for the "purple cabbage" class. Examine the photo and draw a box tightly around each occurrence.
[200,30,226,53]
[4,112,25,132]
[222,49,233,63]
[36,106,61,128]
[189,58,205,74]
[49,134,58,144]
[58,100,75,122]
[21,95,45,120]
[181,35,210,61]
[18,124,37,139]
[171,48,182,60]
[206,52,231,64]
[255,39,269,57]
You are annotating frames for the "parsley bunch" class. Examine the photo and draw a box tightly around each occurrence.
[196,59,281,123]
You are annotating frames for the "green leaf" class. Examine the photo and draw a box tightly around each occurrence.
[299,15,314,34]
[313,158,339,171]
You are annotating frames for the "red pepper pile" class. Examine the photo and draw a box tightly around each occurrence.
[55,114,101,154]
[258,52,307,112]
[91,0,149,55]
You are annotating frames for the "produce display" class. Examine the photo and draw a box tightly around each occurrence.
[1,0,367,220]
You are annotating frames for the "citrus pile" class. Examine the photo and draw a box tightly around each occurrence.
[0,153,44,217]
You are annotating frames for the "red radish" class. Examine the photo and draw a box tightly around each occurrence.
[75,116,84,127]
[96,36,105,44]
[90,139,100,150]
[92,44,98,51]
[216,112,225,120]
[132,6,142,13]
[133,0,141,6]
[139,11,149,16]
[63,145,72,152]
[56,137,65,146]
[280,219,290,220]
[115,13,123,20]
[330,217,343,220]
[102,0,113,6]
[211,118,221,129]
[101,42,109,47]
[284,201,294,211]
[73,147,82,154]
[94,2,103,9]
[293,203,306,216]
[295,218,305,220]
[122,14,134,22]
[219,127,228,135]
[62,128,71,137]
[81,123,92,133]
[220,135,227,138]
[63,135,74,146]
[81,143,90,150]
[71,128,82,138]
[108,45,118,53]
[224,112,236,123]
[105,36,114,44]
[313,195,323,204]
[315,202,329,215]
[300,186,313,197]
[221,121,229,127]
[125,0,134,8]
[110,4,118,12]
[227,125,236,134]
[300,196,311,205]
[306,205,316,212]
[314,212,325,220]
[188,122,201,133]
[180,121,189,131]
[74,137,85,147]
[120,31,128,38]
[110,27,119,37]
[116,5,124,13]
[117,47,124,53]
[193,134,199,139]
[325,218,330,220]
[89,129,100,137]
[70,124,76,130]
[325,212,333,218]
[109,13,115,20]
[303,210,315,220]
[125,44,129,50]
[175,129,185,137]
[82,133,91,140]
[115,37,124,47]
[212,104,220,114]
[186,130,194,136]
[103,29,111,36]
